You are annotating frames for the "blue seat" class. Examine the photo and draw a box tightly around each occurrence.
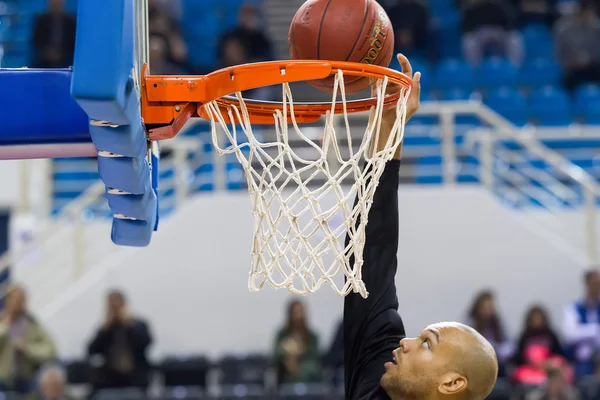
[433,26,462,59]
[474,58,517,89]
[518,58,560,88]
[529,86,572,126]
[439,88,476,101]
[522,25,554,60]
[485,87,528,126]
[434,58,473,91]
[574,85,600,124]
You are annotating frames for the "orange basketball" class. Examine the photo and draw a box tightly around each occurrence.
[289,0,395,94]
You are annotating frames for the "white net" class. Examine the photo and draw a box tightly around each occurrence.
[204,70,410,297]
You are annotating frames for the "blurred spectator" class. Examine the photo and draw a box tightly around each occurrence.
[0,284,56,394]
[555,0,600,92]
[326,319,343,370]
[149,35,183,75]
[274,300,322,384]
[35,364,72,400]
[578,355,600,399]
[219,4,273,63]
[219,35,273,100]
[385,0,430,59]
[148,0,189,72]
[509,0,558,27]
[31,0,76,68]
[88,290,152,390]
[514,305,564,366]
[466,290,512,373]
[563,269,600,378]
[459,0,523,66]
[513,343,574,386]
[526,366,580,400]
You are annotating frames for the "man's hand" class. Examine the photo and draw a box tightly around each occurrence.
[13,339,26,354]
[372,53,422,159]
[379,53,421,123]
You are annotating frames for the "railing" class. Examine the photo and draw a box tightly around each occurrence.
[0,138,205,310]
[414,101,600,265]
[3,101,599,311]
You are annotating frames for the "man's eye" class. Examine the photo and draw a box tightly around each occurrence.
[422,340,430,349]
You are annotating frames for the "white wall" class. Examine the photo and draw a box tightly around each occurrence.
[38,186,588,361]
[0,161,21,207]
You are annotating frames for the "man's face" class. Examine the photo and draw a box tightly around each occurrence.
[381,324,464,397]
[587,272,600,297]
[108,293,124,315]
[40,372,65,398]
[5,287,26,315]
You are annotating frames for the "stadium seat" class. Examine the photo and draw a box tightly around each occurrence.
[529,86,572,126]
[434,59,473,91]
[160,356,211,388]
[164,386,205,399]
[474,58,517,89]
[91,388,145,400]
[574,84,600,124]
[218,354,269,385]
[485,87,528,126]
[277,383,330,400]
[64,358,89,384]
[522,24,554,60]
[518,58,560,89]
[218,384,265,400]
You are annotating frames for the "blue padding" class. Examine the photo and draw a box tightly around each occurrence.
[0,69,89,145]
[97,156,150,194]
[88,122,147,158]
[106,180,157,221]
[71,0,157,247]
[71,1,136,125]
[112,218,155,247]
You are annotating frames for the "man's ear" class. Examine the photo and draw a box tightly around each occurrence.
[438,373,467,396]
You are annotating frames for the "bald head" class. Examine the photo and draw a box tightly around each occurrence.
[381,322,497,400]
[434,322,498,399]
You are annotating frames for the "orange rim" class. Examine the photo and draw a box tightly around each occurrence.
[142,61,412,140]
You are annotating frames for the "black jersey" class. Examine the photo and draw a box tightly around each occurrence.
[343,159,406,400]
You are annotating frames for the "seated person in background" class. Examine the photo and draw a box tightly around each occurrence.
[148,0,189,72]
[385,0,430,59]
[514,305,564,367]
[36,364,73,400]
[274,300,322,384]
[526,366,580,400]
[88,290,152,390]
[460,0,523,66]
[563,269,600,378]
[149,34,184,75]
[555,0,600,92]
[219,4,273,63]
[509,0,558,28]
[579,354,600,400]
[31,0,76,68]
[0,284,56,394]
[466,290,512,375]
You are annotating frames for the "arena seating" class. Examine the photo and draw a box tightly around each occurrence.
[1,0,599,214]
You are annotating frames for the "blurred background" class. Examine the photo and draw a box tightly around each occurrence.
[1,0,600,399]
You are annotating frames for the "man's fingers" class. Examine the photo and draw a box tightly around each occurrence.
[412,71,421,96]
[397,53,413,78]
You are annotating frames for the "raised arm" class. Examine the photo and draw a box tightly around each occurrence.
[344,54,421,398]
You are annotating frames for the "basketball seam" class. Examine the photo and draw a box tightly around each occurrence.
[316,0,334,60]
[344,0,370,62]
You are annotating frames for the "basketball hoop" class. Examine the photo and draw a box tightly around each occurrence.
[141,60,412,298]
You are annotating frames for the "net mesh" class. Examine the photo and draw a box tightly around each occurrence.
[204,70,410,297]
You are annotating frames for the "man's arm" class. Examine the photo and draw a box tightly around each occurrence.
[344,54,421,399]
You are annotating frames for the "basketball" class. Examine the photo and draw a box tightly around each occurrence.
[289,0,395,94]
